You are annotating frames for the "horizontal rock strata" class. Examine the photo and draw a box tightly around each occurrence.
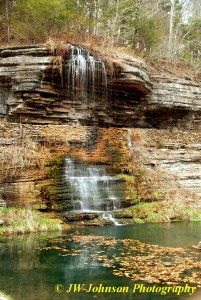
[0,124,200,210]
[0,44,200,213]
[0,45,200,129]
[129,128,201,200]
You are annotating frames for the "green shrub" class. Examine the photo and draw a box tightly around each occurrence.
[10,0,68,42]
[146,212,160,223]
[133,217,144,224]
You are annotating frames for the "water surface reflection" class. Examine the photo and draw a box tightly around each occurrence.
[0,223,200,300]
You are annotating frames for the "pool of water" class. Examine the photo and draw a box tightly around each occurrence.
[0,223,200,300]
[79,222,201,247]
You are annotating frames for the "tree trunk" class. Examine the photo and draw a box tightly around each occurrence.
[168,0,175,59]
[6,0,10,42]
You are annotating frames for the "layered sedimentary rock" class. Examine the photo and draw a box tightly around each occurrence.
[0,44,200,129]
[147,76,201,129]
[128,128,201,199]
[0,44,201,212]
[0,124,200,210]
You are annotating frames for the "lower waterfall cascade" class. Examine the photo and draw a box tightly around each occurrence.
[63,158,125,224]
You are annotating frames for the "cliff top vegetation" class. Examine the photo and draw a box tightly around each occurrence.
[0,0,200,73]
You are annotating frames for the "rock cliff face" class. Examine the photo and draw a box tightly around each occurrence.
[147,76,201,129]
[0,44,200,129]
[0,124,200,210]
[0,44,200,213]
[128,128,201,199]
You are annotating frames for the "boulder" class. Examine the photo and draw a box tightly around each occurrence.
[62,212,99,222]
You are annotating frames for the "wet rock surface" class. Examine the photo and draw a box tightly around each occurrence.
[62,212,99,222]
[0,44,200,129]
[0,45,200,219]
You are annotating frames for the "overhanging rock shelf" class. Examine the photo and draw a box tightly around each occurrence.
[0,44,200,129]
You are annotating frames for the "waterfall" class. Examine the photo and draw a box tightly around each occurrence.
[64,158,123,215]
[64,45,107,101]
[101,212,123,226]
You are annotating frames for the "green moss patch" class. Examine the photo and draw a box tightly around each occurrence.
[46,157,65,179]
[122,201,201,223]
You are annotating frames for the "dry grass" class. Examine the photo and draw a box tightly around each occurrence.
[44,37,146,75]
[0,208,62,236]
[1,34,199,78]
[147,59,200,80]
[0,133,51,182]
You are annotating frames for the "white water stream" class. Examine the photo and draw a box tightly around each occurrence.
[64,158,123,225]
[62,45,120,225]
[64,45,107,101]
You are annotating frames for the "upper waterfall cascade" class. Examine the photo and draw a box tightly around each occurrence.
[64,45,107,101]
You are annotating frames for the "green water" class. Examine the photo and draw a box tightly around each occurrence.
[0,223,200,300]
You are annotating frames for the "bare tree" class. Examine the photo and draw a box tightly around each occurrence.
[168,0,175,58]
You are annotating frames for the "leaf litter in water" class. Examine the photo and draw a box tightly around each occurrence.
[38,234,201,285]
